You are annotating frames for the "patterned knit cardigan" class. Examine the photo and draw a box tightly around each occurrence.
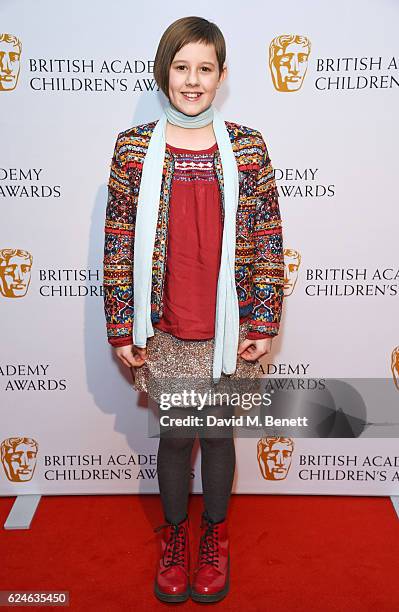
[103,119,284,346]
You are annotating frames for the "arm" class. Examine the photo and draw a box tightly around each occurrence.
[103,133,134,347]
[247,133,284,339]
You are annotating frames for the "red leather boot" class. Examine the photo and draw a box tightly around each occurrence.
[191,510,230,602]
[153,514,190,602]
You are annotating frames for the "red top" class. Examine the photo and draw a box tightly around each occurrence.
[153,142,272,341]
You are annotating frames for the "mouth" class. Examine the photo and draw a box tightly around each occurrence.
[181,92,203,102]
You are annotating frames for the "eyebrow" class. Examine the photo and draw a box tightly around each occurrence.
[171,60,215,66]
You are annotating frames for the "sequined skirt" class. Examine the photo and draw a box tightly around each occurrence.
[133,320,262,405]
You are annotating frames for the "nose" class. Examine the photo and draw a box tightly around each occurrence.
[14,266,23,281]
[1,53,12,74]
[20,453,29,468]
[185,68,200,86]
[289,55,299,74]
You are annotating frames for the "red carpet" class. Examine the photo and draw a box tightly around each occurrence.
[1,493,399,611]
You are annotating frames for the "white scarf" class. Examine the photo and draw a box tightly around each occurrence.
[133,102,239,383]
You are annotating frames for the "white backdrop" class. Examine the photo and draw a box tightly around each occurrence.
[1,0,399,496]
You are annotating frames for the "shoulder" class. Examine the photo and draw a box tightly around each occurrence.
[112,119,159,161]
[224,120,268,168]
[117,119,159,141]
[224,120,266,147]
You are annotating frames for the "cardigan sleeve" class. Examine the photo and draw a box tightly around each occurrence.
[246,330,276,340]
[246,134,284,338]
[103,133,134,347]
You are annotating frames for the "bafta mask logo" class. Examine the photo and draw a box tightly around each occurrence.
[1,437,38,482]
[391,346,399,390]
[0,33,22,92]
[257,436,294,480]
[0,248,33,298]
[284,248,301,296]
[269,35,311,92]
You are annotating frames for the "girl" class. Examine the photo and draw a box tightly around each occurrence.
[103,16,284,603]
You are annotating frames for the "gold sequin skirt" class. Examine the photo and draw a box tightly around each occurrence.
[133,320,262,405]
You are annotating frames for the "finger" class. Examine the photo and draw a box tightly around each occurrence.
[120,350,142,368]
[130,355,146,367]
[239,347,263,361]
[119,355,134,368]
[242,347,271,361]
[239,346,258,357]
[135,346,147,356]
[237,340,253,355]
[239,353,259,362]
[238,348,255,361]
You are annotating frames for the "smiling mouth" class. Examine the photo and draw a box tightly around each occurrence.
[181,92,203,101]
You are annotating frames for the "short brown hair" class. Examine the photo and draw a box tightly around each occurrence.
[154,16,226,98]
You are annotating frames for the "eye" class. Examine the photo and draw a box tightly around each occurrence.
[176,65,186,70]
[201,66,211,72]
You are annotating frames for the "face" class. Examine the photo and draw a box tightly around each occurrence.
[168,41,226,115]
[283,250,300,296]
[263,441,293,480]
[270,41,309,92]
[0,254,32,297]
[0,39,21,92]
[4,442,38,482]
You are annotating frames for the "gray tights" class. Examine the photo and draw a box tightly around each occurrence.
[156,403,236,524]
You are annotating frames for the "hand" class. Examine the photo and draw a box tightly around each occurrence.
[114,344,147,368]
[237,337,272,362]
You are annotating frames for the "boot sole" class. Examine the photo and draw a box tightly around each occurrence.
[154,579,190,603]
[190,555,230,603]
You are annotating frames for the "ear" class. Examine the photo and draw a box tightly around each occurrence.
[217,64,227,87]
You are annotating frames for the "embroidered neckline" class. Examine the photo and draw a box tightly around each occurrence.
[166,142,218,154]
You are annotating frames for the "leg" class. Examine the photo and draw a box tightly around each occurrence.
[154,406,196,602]
[192,403,234,602]
[156,408,196,525]
[198,403,236,522]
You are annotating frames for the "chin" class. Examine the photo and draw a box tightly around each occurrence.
[170,97,211,116]
[183,106,207,116]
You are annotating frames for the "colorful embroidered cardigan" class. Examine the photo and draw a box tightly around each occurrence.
[103,119,285,346]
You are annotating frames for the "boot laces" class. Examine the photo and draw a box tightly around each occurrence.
[154,521,187,568]
[199,520,220,568]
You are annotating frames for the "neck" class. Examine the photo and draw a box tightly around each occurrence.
[164,101,214,129]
